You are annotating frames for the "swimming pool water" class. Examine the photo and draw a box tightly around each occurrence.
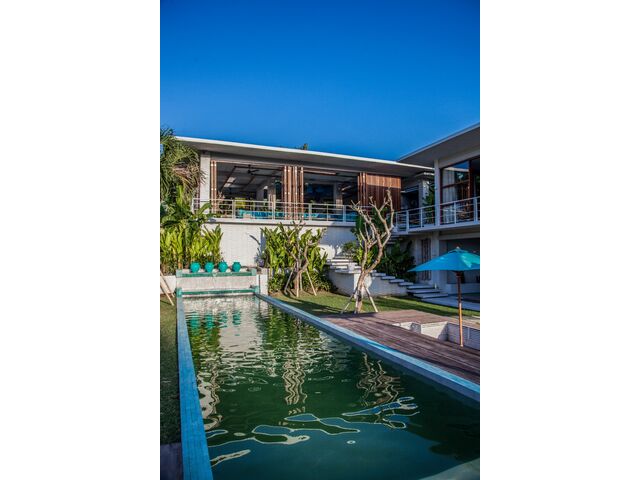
[184,296,479,479]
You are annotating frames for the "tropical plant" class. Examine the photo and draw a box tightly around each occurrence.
[160,127,202,203]
[202,226,223,265]
[378,241,416,282]
[260,223,331,294]
[160,184,223,273]
[423,181,436,208]
[160,225,224,274]
[161,185,210,231]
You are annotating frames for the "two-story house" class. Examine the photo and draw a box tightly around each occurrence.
[179,123,479,299]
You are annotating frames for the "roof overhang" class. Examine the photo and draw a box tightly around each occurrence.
[178,137,428,178]
[397,124,480,167]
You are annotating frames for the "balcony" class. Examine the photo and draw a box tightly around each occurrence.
[191,198,363,224]
[395,196,480,233]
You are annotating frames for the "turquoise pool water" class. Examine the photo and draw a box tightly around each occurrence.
[184,296,479,479]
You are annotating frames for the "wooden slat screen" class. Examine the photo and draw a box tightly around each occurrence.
[358,173,401,209]
[282,165,304,218]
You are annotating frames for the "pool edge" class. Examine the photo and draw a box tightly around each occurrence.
[176,295,214,480]
[256,293,480,403]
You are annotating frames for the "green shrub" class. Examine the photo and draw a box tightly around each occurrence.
[261,224,333,294]
[378,241,416,282]
[160,187,223,273]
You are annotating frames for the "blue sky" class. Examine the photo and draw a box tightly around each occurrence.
[161,0,479,159]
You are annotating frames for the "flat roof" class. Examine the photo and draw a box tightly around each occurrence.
[178,136,428,177]
[397,124,480,167]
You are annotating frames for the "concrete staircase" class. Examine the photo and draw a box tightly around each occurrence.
[404,283,449,301]
[327,254,449,303]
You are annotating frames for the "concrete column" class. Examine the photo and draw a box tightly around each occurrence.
[258,273,268,294]
[434,236,449,289]
[199,151,210,202]
[434,158,441,226]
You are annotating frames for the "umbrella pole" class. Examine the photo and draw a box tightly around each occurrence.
[457,272,464,347]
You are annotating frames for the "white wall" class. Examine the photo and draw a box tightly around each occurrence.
[327,270,408,297]
[204,221,356,267]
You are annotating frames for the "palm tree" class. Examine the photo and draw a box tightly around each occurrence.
[160,128,202,202]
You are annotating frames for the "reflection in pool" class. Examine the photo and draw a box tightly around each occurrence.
[185,296,479,480]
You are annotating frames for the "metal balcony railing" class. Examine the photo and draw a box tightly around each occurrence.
[395,196,480,232]
[191,198,364,223]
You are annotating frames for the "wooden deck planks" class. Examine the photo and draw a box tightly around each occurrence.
[322,311,480,384]
[330,310,480,328]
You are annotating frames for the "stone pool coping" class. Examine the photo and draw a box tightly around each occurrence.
[256,293,480,402]
[176,295,214,480]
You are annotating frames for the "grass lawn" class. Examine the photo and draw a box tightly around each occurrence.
[274,291,478,318]
[160,296,180,445]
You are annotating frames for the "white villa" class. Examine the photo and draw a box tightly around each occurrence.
[180,123,480,301]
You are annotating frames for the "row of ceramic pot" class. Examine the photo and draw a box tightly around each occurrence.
[190,261,241,273]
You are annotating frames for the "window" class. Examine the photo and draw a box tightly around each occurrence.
[440,158,479,204]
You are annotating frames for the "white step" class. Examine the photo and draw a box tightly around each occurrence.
[381,275,396,280]
[371,272,387,277]
[416,293,450,299]
[408,288,439,294]
[407,284,435,290]
[389,279,405,284]
[399,282,414,286]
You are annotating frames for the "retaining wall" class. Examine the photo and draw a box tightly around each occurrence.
[204,221,356,267]
[327,270,408,297]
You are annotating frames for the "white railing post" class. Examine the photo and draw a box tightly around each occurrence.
[473,197,478,222]
[232,199,236,218]
[406,211,410,231]
[342,205,346,222]
[308,202,312,220]
[419,207,424,228]
[453,201,457,224]
[271,201,276,219]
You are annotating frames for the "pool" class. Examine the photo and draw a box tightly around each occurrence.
[183,295,479,479]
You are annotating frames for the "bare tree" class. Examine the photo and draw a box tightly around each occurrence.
[342,190,395,314]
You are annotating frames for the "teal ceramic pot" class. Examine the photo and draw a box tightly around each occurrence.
[232,261,242,272]
[204,262,214,273]
[218,261,228,273]
[190,262,200,273]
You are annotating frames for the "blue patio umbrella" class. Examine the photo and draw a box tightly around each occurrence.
[409,247,480,347]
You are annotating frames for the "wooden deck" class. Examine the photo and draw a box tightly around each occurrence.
[322,310,480,384]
